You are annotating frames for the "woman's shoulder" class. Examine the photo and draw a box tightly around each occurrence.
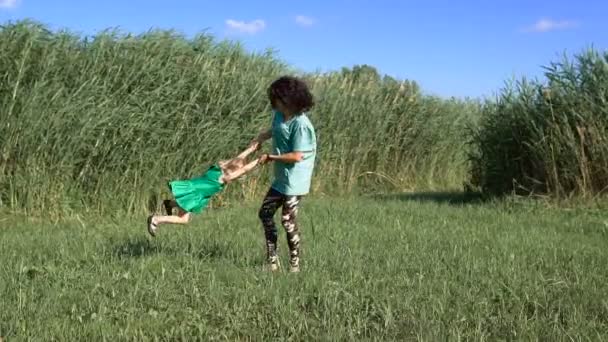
[293,113,314,127]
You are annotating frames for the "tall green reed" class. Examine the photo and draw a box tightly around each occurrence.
[469,48,608,197]
[0,20,477,215]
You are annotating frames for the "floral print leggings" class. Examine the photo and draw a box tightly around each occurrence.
[258,188,303,268]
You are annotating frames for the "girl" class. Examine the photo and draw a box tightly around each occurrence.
[147,144,262,236]
[250,76,317,273]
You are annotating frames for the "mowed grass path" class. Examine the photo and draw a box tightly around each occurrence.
[1,194,608,340]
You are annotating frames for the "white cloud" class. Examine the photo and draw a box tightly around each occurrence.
[522,18,579,33]
[225,19,266,35]
[295,15,315,27]
[0,0,19,9]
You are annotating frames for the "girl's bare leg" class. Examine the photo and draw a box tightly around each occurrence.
[155,210,191,225]
[147,208,191,237]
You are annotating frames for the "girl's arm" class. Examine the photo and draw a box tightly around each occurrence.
[235,143,259,160]
[222,158,261,183]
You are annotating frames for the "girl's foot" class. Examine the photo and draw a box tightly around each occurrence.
[147,216,158,237]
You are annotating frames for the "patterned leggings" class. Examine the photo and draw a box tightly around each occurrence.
[258,188,303,267]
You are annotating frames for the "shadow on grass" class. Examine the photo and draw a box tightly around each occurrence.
[194,241,232,260]
[373,191,487,206]
[109,236,261,267]
[194,241,264,268]
[111,237,165,258]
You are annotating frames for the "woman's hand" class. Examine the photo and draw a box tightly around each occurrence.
[259,153,270,164]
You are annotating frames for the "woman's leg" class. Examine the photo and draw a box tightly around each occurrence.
[258,188,285,270]
[280,195,303,272]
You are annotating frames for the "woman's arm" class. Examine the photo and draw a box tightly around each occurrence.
[250,128,272,149]
[257,128,272,142]
[262,120,314,164]
[248,129,271,152]
[262,152,304,164]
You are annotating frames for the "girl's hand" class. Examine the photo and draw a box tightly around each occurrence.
[248,140,260,151]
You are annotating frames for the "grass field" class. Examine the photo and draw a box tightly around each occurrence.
[2,19,608,342]
[2,194,608,341]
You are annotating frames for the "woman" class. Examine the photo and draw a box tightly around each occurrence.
[251,76,317,273]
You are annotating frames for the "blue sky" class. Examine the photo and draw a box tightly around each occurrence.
[1,0,606,98]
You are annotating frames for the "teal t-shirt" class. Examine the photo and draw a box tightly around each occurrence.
[270,111,317,196]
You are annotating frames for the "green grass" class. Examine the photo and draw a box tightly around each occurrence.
[2,196,608,340]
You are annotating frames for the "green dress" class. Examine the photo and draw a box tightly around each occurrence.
[168,164,225,213]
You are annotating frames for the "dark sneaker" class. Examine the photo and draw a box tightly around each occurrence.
[163,200,173,215]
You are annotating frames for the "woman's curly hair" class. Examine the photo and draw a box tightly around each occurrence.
[267,76,314,114]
